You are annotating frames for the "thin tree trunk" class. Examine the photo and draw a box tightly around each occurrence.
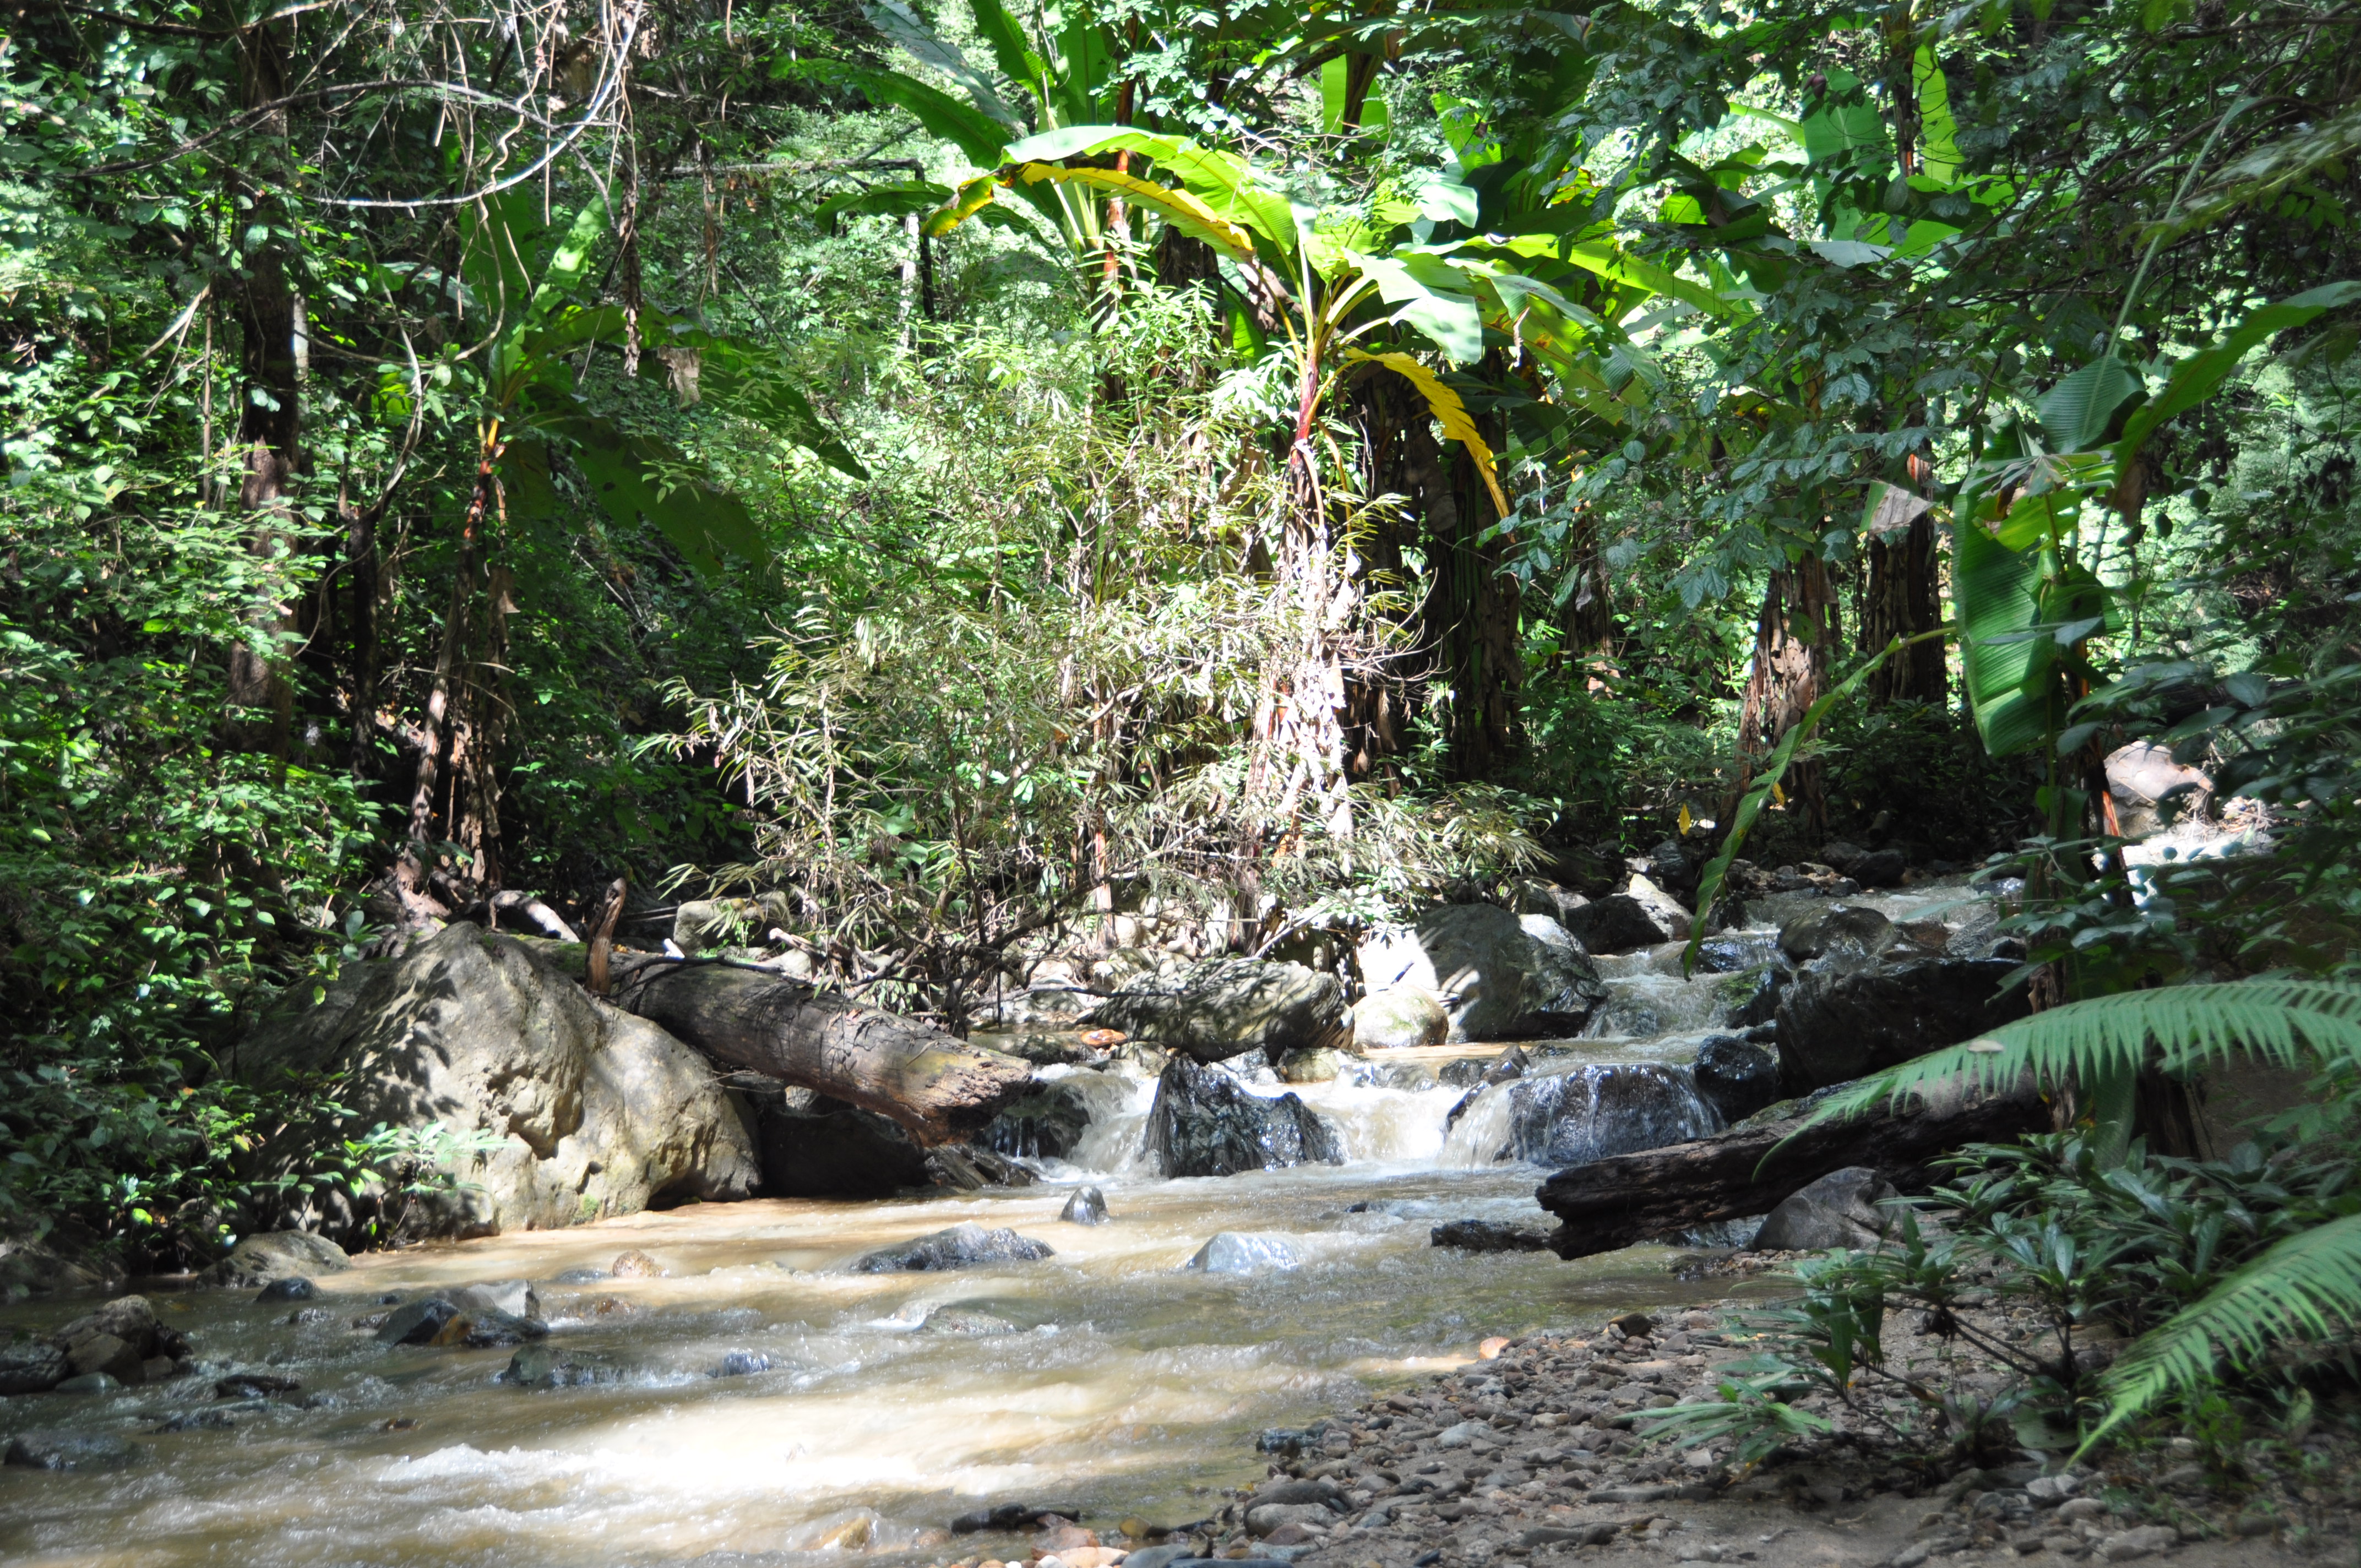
[1738,556,1838,836]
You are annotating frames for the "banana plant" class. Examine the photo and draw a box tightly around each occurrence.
[771,0,1134,263]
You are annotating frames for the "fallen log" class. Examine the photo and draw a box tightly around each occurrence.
[515,940,1034,1145]
[1535,1077,2047,1259]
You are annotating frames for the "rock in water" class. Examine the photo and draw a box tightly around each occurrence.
[1751,1166,1900,1250]
[714,1349,774,1376]
[4,1430,137,1471]
[48,1295,189,1387]
[849,1222,1055,1273]
[1429,1219,1552,1253]
[232,924,760,1241]
[1464,1063,1721,1167]
[449,1280,541,1319]
[1557,894,1670,955]
[1184,1232,1299,1274]
[2106,740,2211,835]
[1691,1035,1780,1125]
[1351,985,1448,1049]
[1276,1046,1350,1082]
[1775,955,2030,1091]
[374,1298,466,1347]
[198,1231,351,1288]
[1357,904,1607,1042]
[983,1082,1095,1161]
[610,1250,667,1279]
[254,1277,318,1303]
[502,1345,625,1389]
[1081,956,1348,1064]
[1059,1185,1111,1225]
[0,1341,68,1395]
[1776,903,1894,963]
[1143,1056,1344,1178]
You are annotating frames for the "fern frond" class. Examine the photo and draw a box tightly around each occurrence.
[1798,979,2361,1130]
[2083,1211,2361,1451]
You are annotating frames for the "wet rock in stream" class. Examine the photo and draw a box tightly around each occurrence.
[849,1222,1055,1273]
[255,1276,319,1303]
[4,1429,139,1471]
[921,1306,1020,1336]
[199,1229,352,1288]
[1082,956,1350,1064]
[1456,1062,1723,1168]
[1689,1035,1780,1124]
[1144,1056,1343,1178]
[1429,1219,1553,1253]
[1184,1232,1299,1274]
[1357,904,1607,1042]
[1059,1185,1111,1225]
[984,1082,1095,1161]
[501,1344,629,1389]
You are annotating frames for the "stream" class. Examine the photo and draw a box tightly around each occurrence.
[0,883,1988,1568]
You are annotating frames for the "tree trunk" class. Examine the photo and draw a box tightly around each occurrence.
[1535,1078,2047,1259]
[1737,555,1838,835]
[605,956,1035,1144]
[222,15,301,751]
[1351,360,1521,780]
[1862,511,1947,706]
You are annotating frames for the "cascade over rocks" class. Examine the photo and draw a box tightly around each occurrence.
[1079,956,1348,1064]
[235,925,761,1242]
[982,1082,1094,1161]
[1776,903,1895,962]
[1144,1055,1344,1177]
[1357,904,1607,1042]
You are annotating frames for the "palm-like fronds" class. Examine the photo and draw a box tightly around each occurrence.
[1798,979,2361,1129]
[2085,1212,2361,1450]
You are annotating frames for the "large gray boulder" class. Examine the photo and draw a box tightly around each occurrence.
[1690,1035,1780,1125]
[197,1231,350,1289]
[1557,894,1670,955]
[1751,1166,1900,1250]
[1357,904,1606,1043]
[1776,955,2032,1092]
[236,924,761,1242]
[1144,1056,1343,1177]
[1081,956,1348,1063]
[981,1082,1095,1161]
[1776,903,1894,963]
[2106,741,2211,835]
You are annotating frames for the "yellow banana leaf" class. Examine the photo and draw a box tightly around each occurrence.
[1009,163,1258,260]
[1348,350,1509,516]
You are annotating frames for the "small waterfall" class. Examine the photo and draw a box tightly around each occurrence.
[1437,1079,1520,1169]
[1049,1058,1464,1175]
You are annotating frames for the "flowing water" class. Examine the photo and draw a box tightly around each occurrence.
[0,883,1987,1568]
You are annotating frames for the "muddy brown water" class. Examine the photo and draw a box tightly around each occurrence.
[0,887,1987,1567]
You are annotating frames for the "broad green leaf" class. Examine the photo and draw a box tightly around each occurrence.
[1003,127,1298,250]
[812,181,954,225]
[1347,350,1507,513]
[966,0,1045,95]
[1550,239,1740,320]
[2115,281,2361,464]
[862,0,1025,134]
[1010,164,1257,259]
[1955,513,2057,756]
[1915,48,1963,185]
[1350,250,1484,363]
[773,59,1010,166]
[571,428,765,575]
[526,197,610,326]
[2036,357,2142,453]
[1805,239,1889,268]
[1800,68,1890,169]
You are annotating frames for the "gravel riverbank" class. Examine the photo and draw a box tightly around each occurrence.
[938,1302,2359,1568]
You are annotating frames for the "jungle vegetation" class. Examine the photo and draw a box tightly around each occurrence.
[2,0,2358,1453]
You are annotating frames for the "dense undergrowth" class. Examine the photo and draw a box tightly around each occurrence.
[2,0,2359,1460]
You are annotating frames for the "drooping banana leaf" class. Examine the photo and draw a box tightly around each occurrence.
[1954,507,2061,758]
[2115,280,2361,464]
[2034,357,2144,453]
[861,0,1027,136]
[1008,163,1259,259]
[771,58,1011,167]
[1347,349,1508,513]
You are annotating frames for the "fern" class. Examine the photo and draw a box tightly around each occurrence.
[2085,1212,2361,1450]
[1798,979,2361,1130]
[1794,977,2361,1453]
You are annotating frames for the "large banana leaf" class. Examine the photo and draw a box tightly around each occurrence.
[2034,357,2143,453]
[1003,127,1299,252]
[1008,164,1258,259]
[1350,251,1485,363]
[1348,350,1508,513]
[2115,280,2361,464]
[1954,507,2059,758]
[771,58,1010,167]
[861,0,1026,135]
